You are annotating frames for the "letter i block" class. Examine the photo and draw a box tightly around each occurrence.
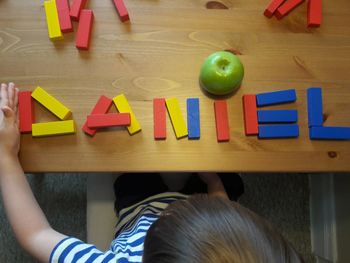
[31,87,71,120]
[44,0,63,41]
[165,98,188,139]
[242,95,258,135]
[113,0,130,22]
[308,0,322,27]
[76,9,94,50]
[214,100,230,142]
[83,95,113,136]
[153,98,166,140]
[187,98,200,140]
[32,120,75,137]
[19,91,35,133]
[70,0,87,21]
[113,94,141,135]
[56,0,73,33]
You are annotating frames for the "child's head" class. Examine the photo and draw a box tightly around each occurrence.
[143,195,303,263]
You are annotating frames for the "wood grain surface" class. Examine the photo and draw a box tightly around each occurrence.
[1,0,350,172]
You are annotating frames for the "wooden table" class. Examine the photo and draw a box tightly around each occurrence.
[1,0,350,172]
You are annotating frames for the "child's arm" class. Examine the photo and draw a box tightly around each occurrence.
[0,83,67,262]
[198,173,229,199]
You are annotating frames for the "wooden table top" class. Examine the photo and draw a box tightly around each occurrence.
[1,0,350,173]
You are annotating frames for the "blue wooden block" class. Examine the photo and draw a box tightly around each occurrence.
[256,89,297,107]
[258,124,299,139]
[307,87,323,127]
[187,98,200,139]
[257,110,298,123]
[310,127,350,140]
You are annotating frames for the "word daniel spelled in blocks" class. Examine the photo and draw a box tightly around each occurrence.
[19,87,350,141]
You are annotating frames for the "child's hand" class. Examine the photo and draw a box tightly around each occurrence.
[198,173,228,199]
[0,83,20,161]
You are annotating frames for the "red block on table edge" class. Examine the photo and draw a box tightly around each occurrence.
[82,95,113,136]
[264,0,286,18]
[76,9,94,50]
[113,0,130,22]
[307,0,322,27]
[87,113,131,128]
[214,100,230,142]
[153,98,166,140]
[69,0,87,21]
[275,0,304,20]
[56,0,73,33]
[243,95,258,136]
[19,91,35,133]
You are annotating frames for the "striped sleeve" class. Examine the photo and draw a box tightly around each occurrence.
[50,237,118,263]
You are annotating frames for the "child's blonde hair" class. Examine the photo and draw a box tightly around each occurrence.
[143,195,303,263]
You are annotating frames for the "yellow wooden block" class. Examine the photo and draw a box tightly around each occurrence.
[165,98,188,139]
[32,120,75,137]
[113,94,141,135]
[44,0,63,41]
[32,86,71,120]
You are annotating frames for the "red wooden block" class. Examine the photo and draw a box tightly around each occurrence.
[70,0,87,21]
[153,98,166,140]
[76,9,94,50]
[275,0,304,19]
[82,95,113,136]
[243,95,258,136]
[308,0,322,27]
[214,101,230,142]
[87,113,131,128]
[18,91,35,133]
[264,0,286,18]
[56,0,73,33]
[112,0,130,22]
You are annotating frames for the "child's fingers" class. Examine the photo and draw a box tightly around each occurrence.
[8,83,15,109]
[1,106,15,119]
[0,83,9,108]
[14,88,19,117]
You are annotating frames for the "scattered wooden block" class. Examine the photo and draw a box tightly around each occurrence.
[18,91,35,133]
[257,109,298,123]
[70,0,87,21]
[214,100,230,142]
[44,0,63,41]
[242,95,258,135]
[258,124,299,139]
[87,113,130,128]
[165,98,188,139]
[187,98,200,140]
[56,0,73,33]
[153,98,166,140]
[31,86,71,120]
[308,0,322,27]
[310,126,350,140]
[113,94,141,135]
[275,0,305,20]
[76,9,94,50]
[82,95,113,136]
[307,87,323,127]
[32,120,75,137]
[256,89,297,107]
[264,0,286,18]
[112,0,130,22]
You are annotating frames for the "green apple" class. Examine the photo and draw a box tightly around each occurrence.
[199,51,244,96]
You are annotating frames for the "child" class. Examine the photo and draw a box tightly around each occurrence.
[0,82,303,263]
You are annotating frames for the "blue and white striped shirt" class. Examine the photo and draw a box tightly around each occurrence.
[50,192,187,263]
